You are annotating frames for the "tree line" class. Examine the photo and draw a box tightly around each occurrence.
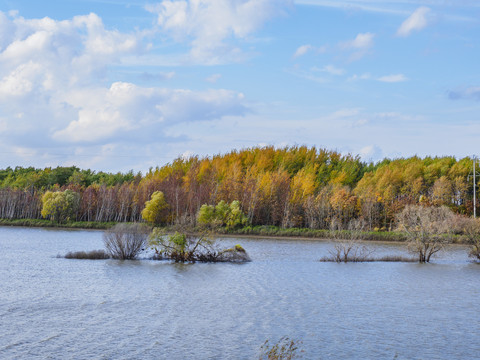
[0,146,476,230]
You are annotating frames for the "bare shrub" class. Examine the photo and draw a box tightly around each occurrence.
[396,205,453,263]
[325,241,374,263]
[435,213,480,261]
[259,337,303,360]
[103,223,150,260]
[458,216,480,261]
[64,250,110,260]
[325,219,374,263]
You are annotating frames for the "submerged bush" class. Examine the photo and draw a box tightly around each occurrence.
[149,229,250,263]
[103,223,150,260]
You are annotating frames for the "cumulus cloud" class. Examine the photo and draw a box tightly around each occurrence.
[53,82,247,143]
[397,7,431,37]
[359,145,383,161]
[377,74,408,83]
[147,0,292,63]
[0,11,249,167]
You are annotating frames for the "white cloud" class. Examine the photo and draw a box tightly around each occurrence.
[330,108,361,119]
[293,0,407,15]
[206,73,222,83]
[318,64,345,76]
[341,32,374,50]
[339,32,374,61]
[348,73,371,81]
[140,71,176,81]
[377,74,408,83]
[147,0,292,64]
[359,145,382,161]
[0,11,249,167]
[293,44,313,58]
[397,6,430,37]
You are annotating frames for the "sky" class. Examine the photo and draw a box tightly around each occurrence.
[0,0,479,172]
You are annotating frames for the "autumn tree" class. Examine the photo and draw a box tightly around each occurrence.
[41,189,80,223]
[141,191,169,225]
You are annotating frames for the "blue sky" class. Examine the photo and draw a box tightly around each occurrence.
[0,0,479,172]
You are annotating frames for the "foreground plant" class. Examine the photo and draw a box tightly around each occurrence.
[258,337,303,360]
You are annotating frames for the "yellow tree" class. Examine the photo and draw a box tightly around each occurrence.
[431,176,453,206]
[41,190,80,223]
[141,191,168,225]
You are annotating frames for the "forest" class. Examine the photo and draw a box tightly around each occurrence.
[0,146,475,231]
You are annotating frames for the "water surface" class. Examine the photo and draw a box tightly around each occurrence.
[1,227,479,359]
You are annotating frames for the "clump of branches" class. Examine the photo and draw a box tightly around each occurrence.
[322,219,374,263]
[149,229,250,263]
[258,337,303,360]
[395,205,453,263]
[103,223,151,260]
[64,249,110,259]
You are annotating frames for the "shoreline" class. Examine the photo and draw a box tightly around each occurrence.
[0,218,470,245]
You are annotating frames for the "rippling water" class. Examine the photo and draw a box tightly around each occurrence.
[1,227,479,359]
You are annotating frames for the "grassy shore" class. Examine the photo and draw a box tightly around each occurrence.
[0,219,470,244]
[0,218,115,229]
[216,225,408,242]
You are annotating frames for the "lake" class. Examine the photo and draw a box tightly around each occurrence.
[1,227,479,359]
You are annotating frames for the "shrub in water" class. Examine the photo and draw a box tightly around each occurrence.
[103,223,150,260]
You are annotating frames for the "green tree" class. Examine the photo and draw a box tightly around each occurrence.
[41,190,80,223]
[197,200,248,229]
[141,191,168,224]
[197,204,216,226]
[225,200,248,229]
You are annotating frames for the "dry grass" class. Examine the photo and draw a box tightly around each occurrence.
[64,250,110,259]
[259,337,303,360]
[320,254,417,263]
[376,255,417,262]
